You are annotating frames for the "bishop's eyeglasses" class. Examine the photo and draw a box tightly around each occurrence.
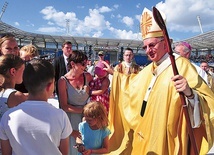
[142,39,164,51]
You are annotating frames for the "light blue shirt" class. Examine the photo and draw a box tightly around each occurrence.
[78,121,111,154]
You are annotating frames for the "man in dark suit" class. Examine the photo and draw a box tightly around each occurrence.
[53,41,72,96]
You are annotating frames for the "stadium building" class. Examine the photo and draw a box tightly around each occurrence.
[0,21,214,66]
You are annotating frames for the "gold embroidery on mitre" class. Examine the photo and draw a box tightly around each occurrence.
[141,12,152,39]
[140,8,165,40]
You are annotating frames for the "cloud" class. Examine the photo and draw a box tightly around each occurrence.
[77,8,109,37]
[109,26,141,40]
[135,14,141,22]
[122,16,134,28]
[39,5,112,37]
[37,27,65,34]
[37,1,214,40]
[40,6,78,28]
[47,21,54,25]
[92,31,103,38]
[99,6,112,13]
[113,4,119,9]
[136,3,141,8]
[14,22,20,26]
[38,5,140,40]
[110,14,115,18]
[84,9,106,29]
[156,0,214,35]
[117,14,122,18]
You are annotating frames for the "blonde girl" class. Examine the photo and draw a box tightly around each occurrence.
[76,101,110,155]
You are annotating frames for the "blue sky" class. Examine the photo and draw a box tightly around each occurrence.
[1,0,214,42]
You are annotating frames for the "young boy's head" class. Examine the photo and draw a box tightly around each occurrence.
[23,59,55,95]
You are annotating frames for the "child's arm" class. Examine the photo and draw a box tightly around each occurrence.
[59,137,69,155]
[71,130,81,140]
[75,134,85,153]
[1,139,12,155]
[91,78,110,95]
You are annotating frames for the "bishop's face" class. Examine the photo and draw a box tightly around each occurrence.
[174,45,190,59]
[143,37,166,62]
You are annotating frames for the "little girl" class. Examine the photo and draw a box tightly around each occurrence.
[89,61,110,113]
[76,101,110,155]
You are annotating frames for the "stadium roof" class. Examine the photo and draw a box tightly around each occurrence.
[0,21,143,51]
[0,21,214,51]
[182,31,214,51]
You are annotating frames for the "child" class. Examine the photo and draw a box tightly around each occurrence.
[90,61,110,113]
[76,101,110,155]
[0,54,27,116]
[0,59,73,155]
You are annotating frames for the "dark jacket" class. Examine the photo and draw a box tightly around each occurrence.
[53,55,67,95]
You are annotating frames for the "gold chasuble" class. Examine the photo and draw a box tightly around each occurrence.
[108,55,214,155]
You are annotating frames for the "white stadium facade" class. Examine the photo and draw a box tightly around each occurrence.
[0,21,214,65]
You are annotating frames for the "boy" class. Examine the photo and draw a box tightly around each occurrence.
[0,59,72,155]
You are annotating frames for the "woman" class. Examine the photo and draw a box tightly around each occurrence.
[0,54,27,118]
[0,33,19,56]
[19,44,39,61]
[58,50,93,155]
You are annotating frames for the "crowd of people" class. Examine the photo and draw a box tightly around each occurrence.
[190,54,214,63]
[0,7,214,155]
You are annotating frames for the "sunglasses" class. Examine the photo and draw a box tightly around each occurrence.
[142,39,164,51]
